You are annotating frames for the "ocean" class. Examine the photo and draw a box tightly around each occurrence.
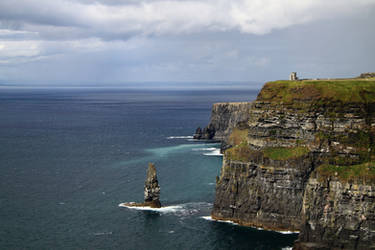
[0,88,297,249]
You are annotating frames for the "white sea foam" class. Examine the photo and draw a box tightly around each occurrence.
[119,203,183,213]
[278,231,300,234]
[187,139,220,142]
[119,202,212,217]
[203,148,223,156]
[166,136,194,139]
[201,216,299,234]
[281,247,293,250]
[201,216,239,225]
[192,147,217,151]
[93,232,113,236]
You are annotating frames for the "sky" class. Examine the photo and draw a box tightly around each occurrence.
[0,0,375,88]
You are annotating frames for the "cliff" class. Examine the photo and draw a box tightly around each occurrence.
[294,169,375,250]
[208,78,375,249]
[194,102,252,141]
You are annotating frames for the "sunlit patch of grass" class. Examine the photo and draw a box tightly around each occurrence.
[263,146,309,161]
[317,162,375,184]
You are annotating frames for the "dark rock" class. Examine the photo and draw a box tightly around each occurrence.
[122,163,161,208]
[193,102,253,141]
[144,163,161,208]
[193,125,215,139]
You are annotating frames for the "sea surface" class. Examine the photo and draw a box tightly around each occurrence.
[0,88,298,249]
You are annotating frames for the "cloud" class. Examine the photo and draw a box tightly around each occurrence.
[0,0,374,84]
[0,0,374,41]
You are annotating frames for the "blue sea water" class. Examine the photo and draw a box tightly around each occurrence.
[0,88,297,250]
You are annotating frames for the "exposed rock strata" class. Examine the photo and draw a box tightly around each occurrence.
[206,78,375,248]
[212,155,313,231]
[194,102,252,140]
[295,171,375,250]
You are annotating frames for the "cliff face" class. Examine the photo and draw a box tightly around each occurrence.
[209,78,375,248]
[295,172,375,250]
[194,102,252,140]
[212,155,313,231]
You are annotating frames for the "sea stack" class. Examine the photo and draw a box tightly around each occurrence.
[120,162,161,208]
[143,163,161,208]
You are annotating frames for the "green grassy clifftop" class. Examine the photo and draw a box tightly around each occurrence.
[257,78,375,114]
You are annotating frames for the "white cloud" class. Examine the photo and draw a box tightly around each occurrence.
[0,0,374,40]
[0,0,374,83]
[0,41,40,57]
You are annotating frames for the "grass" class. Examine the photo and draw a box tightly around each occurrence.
[315,130,374,164]
[317,162,375,184]
[257,79,375,108]
[225,143,258,162]
[228,128,248,146]
[226,144,309,162]
[263,146,309,161]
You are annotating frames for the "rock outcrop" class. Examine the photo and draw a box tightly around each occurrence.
[122,163,161,208]
[194,102,253,141]
[144,163,161,208]
[206,78,375,248]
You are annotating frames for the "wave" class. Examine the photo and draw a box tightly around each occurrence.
[118,143,221,166]
[201,216,239,226]
[93,232,113,236]
[146,143,211,157]
[191,146,223,156]
[192,147,217,151]
[200,216,299,234]
[119,202,212,217]
[187,139,220,143]
[119,203,183,213]
[166,136,194,139]
[203,148,223,156]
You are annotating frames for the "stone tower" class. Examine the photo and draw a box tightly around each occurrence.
[290,72,298,81]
